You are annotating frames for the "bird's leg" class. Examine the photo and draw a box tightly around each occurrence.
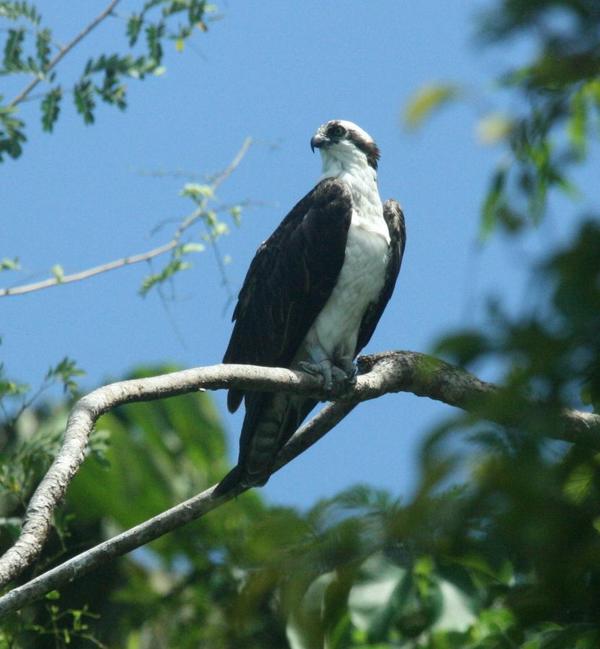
[297,343,337,392]
[336,354,357,386]
[298,346,356,397]
[298,358,335,392]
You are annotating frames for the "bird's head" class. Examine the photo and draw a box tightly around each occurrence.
[310,119,380,172]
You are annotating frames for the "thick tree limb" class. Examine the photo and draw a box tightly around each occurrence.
[0,350,598,616]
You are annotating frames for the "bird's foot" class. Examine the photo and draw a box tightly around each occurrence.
[299,359,334,392]
[299,359,356,398]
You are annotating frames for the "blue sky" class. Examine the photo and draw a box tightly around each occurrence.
[2,1,595,507]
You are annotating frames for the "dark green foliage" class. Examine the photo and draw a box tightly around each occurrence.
[476,1,600,236]
[405,1,600,237]
[40,86,60,132]
[3,27,24,70]
[34,26,49,67]
[1,0,600,647]
[2,213,600,647]
[73,79,95,125]
[0,0,215,161]
[0,257,19,272]
[0,2,40,25]
[0,367,283,648]
[0,101,25,160]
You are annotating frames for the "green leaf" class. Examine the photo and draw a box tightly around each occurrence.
[567,85,589,160]
[51,264,64,282]
[404,83,461,129]
[73,79,95,124]
[180,242,205,254]
[434,331,490,366]
[139,258,191,296]
[126,14,143,46]
[0,378,29,397]
[480,166,507,238]
[0,256,19,271]
[181,183,213,199]
[3,27,25,70]
[347,554,405,633]
[563,462,594,504]
[0,2,40,24]
[35,27,51,69]
[0,104,26,161]
[476,113,513,145]
[229,205,242,225]
[46,356,85,395]
[41,86,61,132]
[145,22,165,66]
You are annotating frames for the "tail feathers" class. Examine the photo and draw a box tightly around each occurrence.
[213,465,244,495]
[213,462,270,496]
[215,395,318,495]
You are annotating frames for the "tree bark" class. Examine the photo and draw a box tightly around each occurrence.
[0,350,598,616]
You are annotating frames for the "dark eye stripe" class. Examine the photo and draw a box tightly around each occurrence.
[328,125,346,137]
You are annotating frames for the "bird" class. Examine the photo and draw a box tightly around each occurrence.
[218,119,406,491]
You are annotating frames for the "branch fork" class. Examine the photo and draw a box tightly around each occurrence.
[0,350,598,617]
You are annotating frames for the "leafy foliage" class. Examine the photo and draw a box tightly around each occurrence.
[405,0,600,236]
[139,178,244,297]
[0,0,217,161]
[404,84,462,129]
[2,0,600,647]
[0,257,19,272]
[0,367,279,648]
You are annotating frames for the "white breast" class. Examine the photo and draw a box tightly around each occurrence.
[308,221,389,359]
[301,137,391,362]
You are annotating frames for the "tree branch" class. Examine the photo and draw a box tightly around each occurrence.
[0,350,598,616]
[8,0,121,108]
[0,240,176,297]
[0,137,252,298]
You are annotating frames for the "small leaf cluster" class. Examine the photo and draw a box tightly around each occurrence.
[0,356,85,519]
[0,0,216,161]
[139,179,243,297]
[404,0,600,237]
[477,0,600,236]
[1,594,102,648]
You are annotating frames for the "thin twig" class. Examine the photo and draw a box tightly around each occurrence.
[210,137,253,189]
[0,240,176,297]
[1,138,253,298]
[8,0,121,108]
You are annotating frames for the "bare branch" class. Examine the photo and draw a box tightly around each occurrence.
[1,138,252,298]
[0,350,598,615]
[0,241,176,297]
[8,0,121,108]
[210,136,253,190]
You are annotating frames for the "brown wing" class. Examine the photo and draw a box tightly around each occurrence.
[223,178,353,412]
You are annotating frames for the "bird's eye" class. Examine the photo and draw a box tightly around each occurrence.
[328,125,346,138]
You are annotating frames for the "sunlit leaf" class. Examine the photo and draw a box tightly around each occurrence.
[403,83,461,129]
[476,113,514,145]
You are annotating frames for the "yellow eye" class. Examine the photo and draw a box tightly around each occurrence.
[328,125,346,138]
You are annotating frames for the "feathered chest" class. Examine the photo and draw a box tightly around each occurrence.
[304,182,390,359]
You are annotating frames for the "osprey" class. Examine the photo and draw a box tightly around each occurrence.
[220,120,406,490]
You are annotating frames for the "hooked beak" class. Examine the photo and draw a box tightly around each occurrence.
[310,132,329,152]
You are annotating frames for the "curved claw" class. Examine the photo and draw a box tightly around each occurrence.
[299,359,357,398]
[299,359,333,392]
